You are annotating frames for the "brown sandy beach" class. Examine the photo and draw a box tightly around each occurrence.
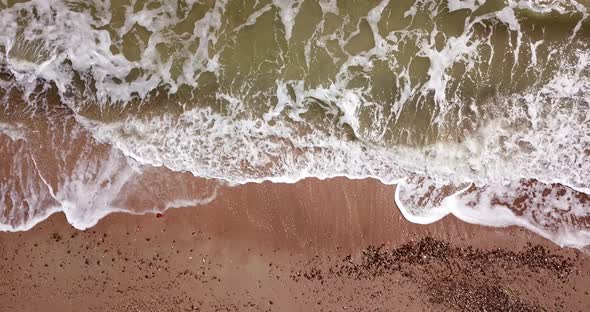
[0,178,588,312]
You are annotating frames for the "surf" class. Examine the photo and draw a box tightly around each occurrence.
[1,0,589,249]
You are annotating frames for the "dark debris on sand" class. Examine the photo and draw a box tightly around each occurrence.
[292,237,580,312]
[2,227,586,312]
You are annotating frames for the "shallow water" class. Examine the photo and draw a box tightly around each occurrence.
[0,0,589,248]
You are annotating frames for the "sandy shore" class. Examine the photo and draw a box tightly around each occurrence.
[0,177,588,312]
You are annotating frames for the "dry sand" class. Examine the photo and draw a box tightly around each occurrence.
[0,177,588,312]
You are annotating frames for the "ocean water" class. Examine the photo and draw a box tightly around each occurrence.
[1,0,589,248]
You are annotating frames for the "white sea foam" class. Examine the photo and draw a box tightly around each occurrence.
[78,76,590,247]
[0,119,222,231]
[0,136,59,231]
[318,0,339,15]
[446,0,485,12]
[272,0,304,42]
[0,0,589,248]
[0,122,26,141]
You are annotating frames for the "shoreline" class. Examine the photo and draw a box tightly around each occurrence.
[1,1,590,310]
[1,177,588,311]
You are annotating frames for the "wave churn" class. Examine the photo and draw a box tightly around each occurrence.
[1,0,590,248]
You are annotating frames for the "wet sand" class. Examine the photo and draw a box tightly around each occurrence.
[0,177,588,312]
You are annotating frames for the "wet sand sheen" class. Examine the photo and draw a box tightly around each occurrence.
[0,177,588,311]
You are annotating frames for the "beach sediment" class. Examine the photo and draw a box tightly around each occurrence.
[0,178,588,311]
